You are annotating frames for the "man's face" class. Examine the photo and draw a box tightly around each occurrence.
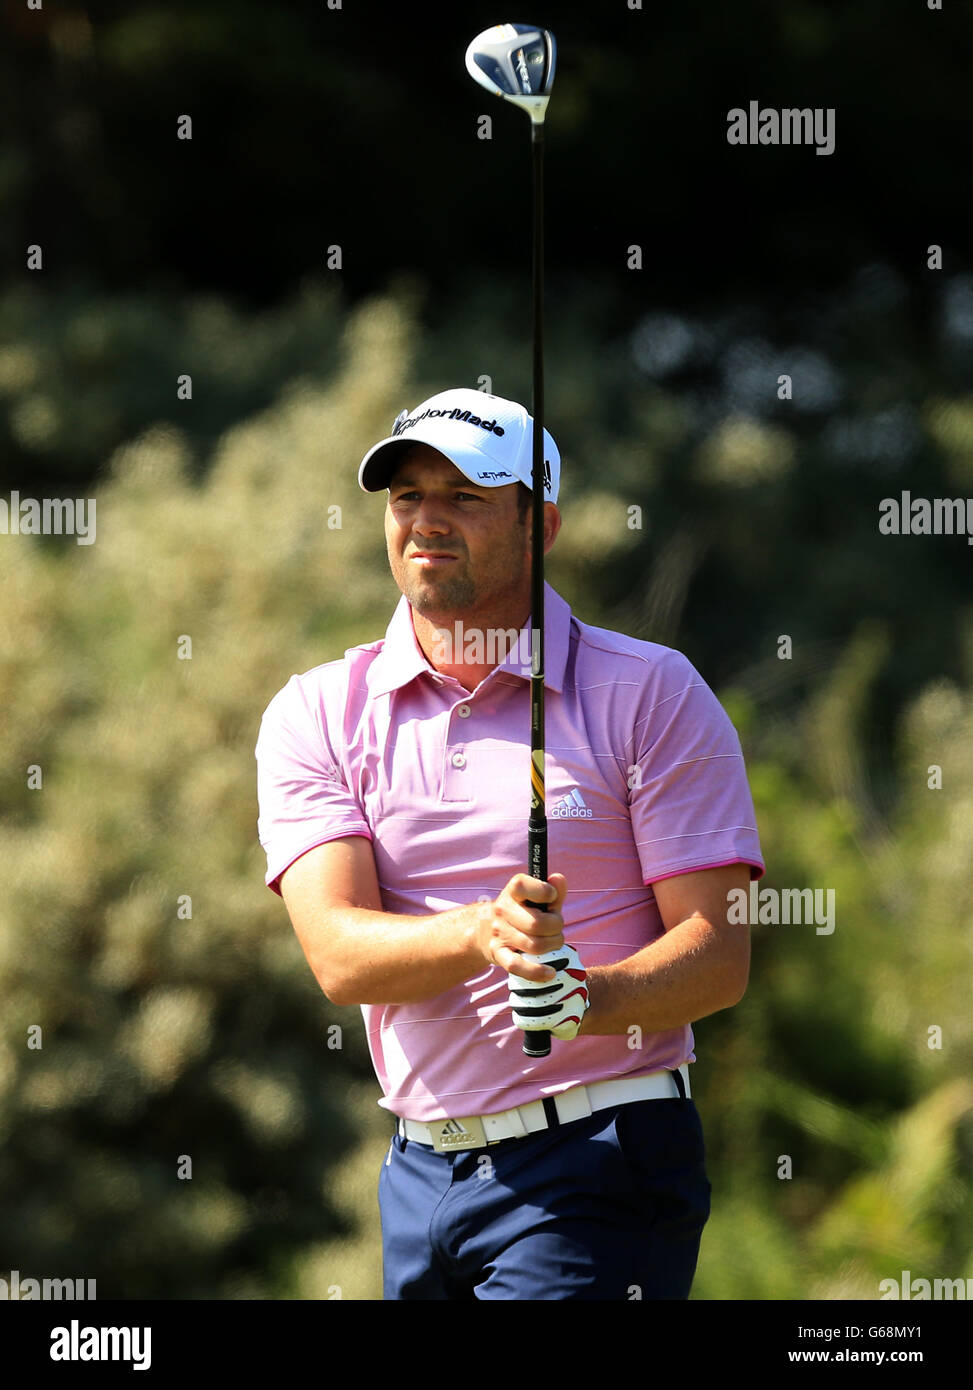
[384,445,529,621]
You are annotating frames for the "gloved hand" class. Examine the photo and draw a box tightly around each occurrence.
[508,943,589,1040]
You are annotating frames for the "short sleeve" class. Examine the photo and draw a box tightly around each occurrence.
[255,673,372,896]
[629,653,764,885]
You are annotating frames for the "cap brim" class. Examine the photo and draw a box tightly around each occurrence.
[358,431,507,493]
[357,438,418,492]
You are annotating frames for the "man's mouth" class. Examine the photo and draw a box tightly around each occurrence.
[410,551,458,565]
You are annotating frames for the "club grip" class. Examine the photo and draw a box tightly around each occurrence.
[522,887,552,1058]
[523,1029,551,1058]
[524,795,551,1055]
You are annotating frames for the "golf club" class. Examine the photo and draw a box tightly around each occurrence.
[466,23,558,1058]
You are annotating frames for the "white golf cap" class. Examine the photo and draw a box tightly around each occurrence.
[357,387,560,503]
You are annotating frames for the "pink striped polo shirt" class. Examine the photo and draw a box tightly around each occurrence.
[255,583,764,1122]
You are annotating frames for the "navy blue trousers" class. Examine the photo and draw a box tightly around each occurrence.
[378,1093,711,1300]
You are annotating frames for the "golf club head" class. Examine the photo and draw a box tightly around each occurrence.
[465,23,556,125]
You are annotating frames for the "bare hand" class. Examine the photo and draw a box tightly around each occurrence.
[473,872,567,981]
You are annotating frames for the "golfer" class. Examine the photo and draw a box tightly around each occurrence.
[255,387,765,1300]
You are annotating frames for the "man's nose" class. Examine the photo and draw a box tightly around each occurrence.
[411,498,452,533]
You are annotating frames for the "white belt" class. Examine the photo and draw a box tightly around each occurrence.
[396,1065,691,1153]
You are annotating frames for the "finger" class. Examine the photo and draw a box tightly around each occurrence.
[504,898,564,937]
[546,873,568,911]
[522,935,565,962]
[511,874,558,906]
[496,948,558,982]
[507,921,564,955]
[516,913,565,946]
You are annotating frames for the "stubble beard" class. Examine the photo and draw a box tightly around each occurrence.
[389,515,531,630]
[393,552,530,633]
[396,558,478,621]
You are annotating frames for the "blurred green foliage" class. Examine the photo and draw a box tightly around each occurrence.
[1,277,972,1297]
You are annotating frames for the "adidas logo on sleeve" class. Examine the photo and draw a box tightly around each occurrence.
[549,788,593,818]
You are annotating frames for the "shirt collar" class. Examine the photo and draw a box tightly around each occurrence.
[368,582,571,698]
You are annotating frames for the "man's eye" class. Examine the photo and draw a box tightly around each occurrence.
[392,491,480,502]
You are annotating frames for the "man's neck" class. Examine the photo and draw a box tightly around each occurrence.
[411,605,532,693]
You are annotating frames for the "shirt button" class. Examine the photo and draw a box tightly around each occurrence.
[457,704,472,718]
[451,752,467,768]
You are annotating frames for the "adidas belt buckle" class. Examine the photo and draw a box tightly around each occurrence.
[430,1116,487,1153]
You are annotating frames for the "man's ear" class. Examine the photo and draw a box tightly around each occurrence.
[544,503,562,553]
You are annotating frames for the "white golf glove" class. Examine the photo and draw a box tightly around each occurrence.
[508,944,589,1041]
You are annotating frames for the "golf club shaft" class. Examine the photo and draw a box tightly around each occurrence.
[523,120,551,1060]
